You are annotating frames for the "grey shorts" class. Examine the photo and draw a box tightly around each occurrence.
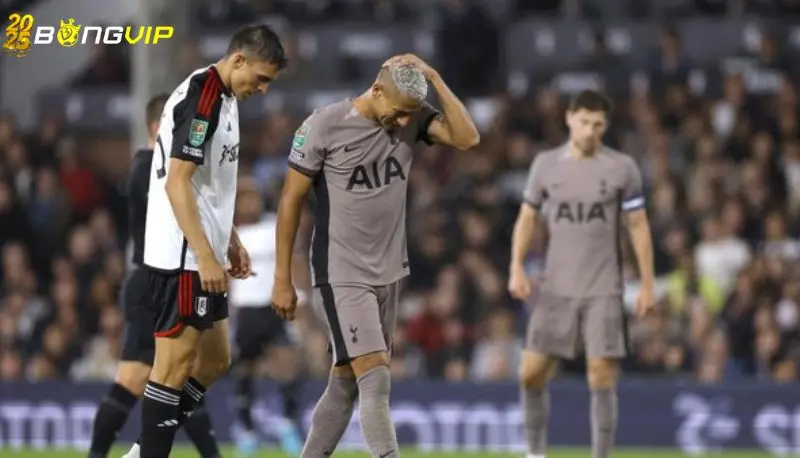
[526,292,628,360]
[312,282,400,366]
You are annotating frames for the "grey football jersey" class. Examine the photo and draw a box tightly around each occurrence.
[523,145,645,297]
[288,99,439,286]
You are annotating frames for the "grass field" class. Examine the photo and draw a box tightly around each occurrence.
[6,447,776,457]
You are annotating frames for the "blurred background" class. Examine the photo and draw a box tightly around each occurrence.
[1,0,800,453]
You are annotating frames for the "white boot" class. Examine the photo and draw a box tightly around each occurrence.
[121,442,140,458]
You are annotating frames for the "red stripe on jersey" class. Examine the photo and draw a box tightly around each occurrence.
[198,73,221,117]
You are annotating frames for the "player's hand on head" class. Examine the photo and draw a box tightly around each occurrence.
[272,278,298,321]
[382,54,436,79]
[508,264,533,300]
[198,254,228,294]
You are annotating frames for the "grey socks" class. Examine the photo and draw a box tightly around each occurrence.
[522,386,549,456]
[590,389,618,458]
[357,366,399,458]
[301,373,358,458]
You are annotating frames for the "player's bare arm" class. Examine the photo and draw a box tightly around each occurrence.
[165,158,227,293]
[273,168,313,320]
[509,203,538,300]
[228,227,253,279]
[384,54,480,150]
[625,207,656,318]
[510,154,546,300]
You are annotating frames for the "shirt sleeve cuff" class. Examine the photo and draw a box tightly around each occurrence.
[288,161,317,178]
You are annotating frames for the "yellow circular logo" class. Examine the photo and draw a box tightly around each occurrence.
[57,18,81,47]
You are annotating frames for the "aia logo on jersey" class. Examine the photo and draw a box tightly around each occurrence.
[346,156,406,192]
[219,143,239,166]
[554,202,607,223]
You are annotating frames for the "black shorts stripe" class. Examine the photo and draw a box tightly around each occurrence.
[621,308,630,355]
[311,172,331,285]
[320,284,348,365]
[179,238,188,271]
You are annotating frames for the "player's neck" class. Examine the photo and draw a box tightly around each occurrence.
[212,59,234,95]
[567,140,600,159]
[351,94,378,122]
[146,135,155,150]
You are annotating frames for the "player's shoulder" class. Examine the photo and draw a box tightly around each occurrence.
[598,146,638,169]
[168,66,216,100]
[305,99,351,126]
[298,99,352,145]
[531,145,565,168]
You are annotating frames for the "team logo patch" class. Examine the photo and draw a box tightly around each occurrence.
[194,296,208,317]
[292,123,310,149]
[189,119,209,147]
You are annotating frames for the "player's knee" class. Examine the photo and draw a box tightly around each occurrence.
[214,352,232,377]
[519,366,549,389]
[196,346,232,382]
[115,362,152,396]
[151,355,194,389]
[349,351,390,378]
[201,353,232,381]
[331,364,355,379]
[587,359,619,390]
[151,335,199,388]
[519,352,553,389]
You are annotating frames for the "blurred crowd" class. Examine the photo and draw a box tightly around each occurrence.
[1,1,800,386]
[192,0,800,24]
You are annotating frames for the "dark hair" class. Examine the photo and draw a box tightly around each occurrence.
[145,93,168,126]
[568,90,613,115]
[226,24,288,69]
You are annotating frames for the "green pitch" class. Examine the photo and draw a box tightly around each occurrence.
[7,447,774,457]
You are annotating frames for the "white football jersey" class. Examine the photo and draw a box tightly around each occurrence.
[229,214,277,308]
[144,66,240,272]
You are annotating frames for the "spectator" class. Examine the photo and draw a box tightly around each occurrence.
[471,308,522,380]
[58,139,104,219]
[694,214,751,297]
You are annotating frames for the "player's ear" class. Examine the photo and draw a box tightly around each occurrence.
[230,52,247,69]
[370,83,383,99]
